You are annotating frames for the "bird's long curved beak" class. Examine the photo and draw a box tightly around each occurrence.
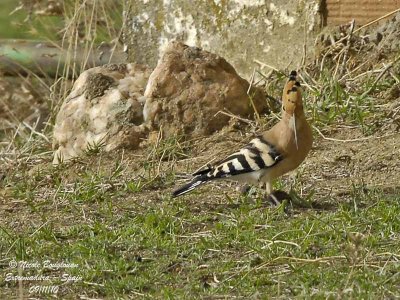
[291,114,299,150]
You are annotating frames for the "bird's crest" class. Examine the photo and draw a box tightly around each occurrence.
[282,71,302,115]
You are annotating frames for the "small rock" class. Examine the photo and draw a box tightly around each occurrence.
[143,41,268,138]
[52,63,152,164]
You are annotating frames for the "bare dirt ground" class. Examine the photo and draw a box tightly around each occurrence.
[1,128,398,252]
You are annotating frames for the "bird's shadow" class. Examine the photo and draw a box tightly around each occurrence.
[259,189,337,211]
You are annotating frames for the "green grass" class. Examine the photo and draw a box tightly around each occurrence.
[0,0,122,41]
[0,0,62,39]
[304,71,399,138]
[0,155,399,299]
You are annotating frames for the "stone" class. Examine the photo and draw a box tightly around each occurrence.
[143,41,268,138]
[124,0,321,77]
[52,63,151,164]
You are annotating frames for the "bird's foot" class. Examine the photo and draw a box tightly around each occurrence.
[265,189,313,209]
[265,190,291,206]
[263,190,291,214]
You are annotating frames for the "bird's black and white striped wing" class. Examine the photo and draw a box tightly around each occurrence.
[206,136,283,179]
[172,137,282,198]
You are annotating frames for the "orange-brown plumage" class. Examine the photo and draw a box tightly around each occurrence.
[259,71,313,193]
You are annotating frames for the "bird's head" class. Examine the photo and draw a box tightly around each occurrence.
[282,71,304,150]
[282,70,303,116]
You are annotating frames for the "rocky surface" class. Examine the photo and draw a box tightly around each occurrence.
[143,41,268,138]
[367,12,400,54]
[52,42,270,163]
[52,63,151,164]
[124,0,320,77]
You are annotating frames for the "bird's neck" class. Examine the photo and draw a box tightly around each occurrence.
[281,109,306,123]
[275,108,311,153]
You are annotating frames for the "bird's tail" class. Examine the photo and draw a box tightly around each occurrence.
[172,174,209,198]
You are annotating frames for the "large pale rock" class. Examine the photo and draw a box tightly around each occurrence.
[144,41,268,137]
[53,63,151,164]
[125,0,321,77]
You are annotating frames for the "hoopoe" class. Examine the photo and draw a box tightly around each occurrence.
[172,71,313,198]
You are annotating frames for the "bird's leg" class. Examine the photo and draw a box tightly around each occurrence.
[264,181,277,205]
[265,181,272,195]
[265,181,281,206]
